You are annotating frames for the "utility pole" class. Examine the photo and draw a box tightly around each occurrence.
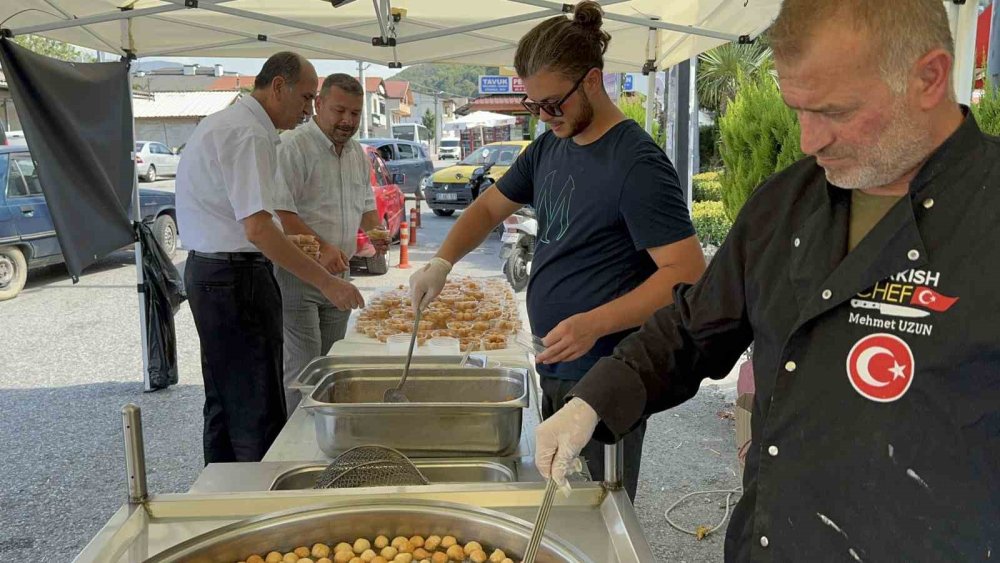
[358,60,370,139]
[434,91,442,153]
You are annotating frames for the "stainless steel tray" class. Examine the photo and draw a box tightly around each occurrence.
[289,354,491,390]
[145,500,590,563]
[301,367,528,457]
[271,459,517,489]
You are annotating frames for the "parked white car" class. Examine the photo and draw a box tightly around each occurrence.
[135,141,180,182]
[438,138,461,160]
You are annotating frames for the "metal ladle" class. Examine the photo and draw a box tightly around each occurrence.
[383,306,422,403]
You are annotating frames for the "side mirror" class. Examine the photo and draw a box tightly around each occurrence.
[392,173,405,185]
[171,148,179,155]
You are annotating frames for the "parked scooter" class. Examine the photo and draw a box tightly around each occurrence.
[500,206,536,292]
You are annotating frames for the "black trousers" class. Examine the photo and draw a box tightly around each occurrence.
[541,376,646,502]
[185,253,287,464]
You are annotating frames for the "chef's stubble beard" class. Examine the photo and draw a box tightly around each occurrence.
[823,99,937,191]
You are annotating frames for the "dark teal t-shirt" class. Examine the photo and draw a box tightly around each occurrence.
[497,120,695,380]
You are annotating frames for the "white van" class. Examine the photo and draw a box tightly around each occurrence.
[391,123,432,152]
[438,138,461,160]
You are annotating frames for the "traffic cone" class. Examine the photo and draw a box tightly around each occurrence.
[414,199,422,228]
[398,221,411,269]
[410,207,419,230]
[409,210,418,246]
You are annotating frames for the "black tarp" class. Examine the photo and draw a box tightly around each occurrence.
[138,222,184,388]
[0,38,184,389]
[0,37,134,278]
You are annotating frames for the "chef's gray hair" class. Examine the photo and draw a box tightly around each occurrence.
[770,0,954,97]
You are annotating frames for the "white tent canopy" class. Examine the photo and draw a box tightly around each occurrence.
[444,111,516,131]
[1,0,781,72]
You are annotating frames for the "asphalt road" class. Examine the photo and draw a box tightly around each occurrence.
[0,191,740,561]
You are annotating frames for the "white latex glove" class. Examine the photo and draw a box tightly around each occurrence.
[534,397,600,490]
[409,256,452,312]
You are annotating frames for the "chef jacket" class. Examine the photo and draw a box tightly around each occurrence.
[573,110,1000,561]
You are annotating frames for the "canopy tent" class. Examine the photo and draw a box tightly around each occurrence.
[444,111,517,131]
[0,0,780,72]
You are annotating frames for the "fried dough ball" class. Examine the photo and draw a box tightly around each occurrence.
[283,554,299,563]
[463,542,483,556]
[360,550,377,562]
[409,536,425,548]
[317,559,333,563]
[470,551,488,563]
[440,536,457,549]
[380,547,398,560]
[312,545,332,559]
[446,545,465,561]
[247,556,265,563]
[424,536,442,551]
[298,559,315,563]
[374,536,390,550]
[295,547,312,558]
[334,543,353,554]
[412,548,430,560]
[501,559,514,563]
[393,554,414,563]
[333,550,354,563]
[266,553,284,563]
[489,550,507,563]
[431,553,448,563]
[372,557,389,563]
[354,539,372,554]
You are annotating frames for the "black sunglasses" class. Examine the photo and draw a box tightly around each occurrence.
[521,70,591,117]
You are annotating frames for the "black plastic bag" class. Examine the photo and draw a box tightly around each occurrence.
[137,222,186,389]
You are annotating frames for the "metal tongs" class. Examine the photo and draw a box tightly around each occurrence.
[383,306,422,403]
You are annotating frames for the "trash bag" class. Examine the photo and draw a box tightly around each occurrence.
[137,221,187,389]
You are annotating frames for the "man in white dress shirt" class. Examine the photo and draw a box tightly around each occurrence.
[177,52,364,464]
[274,73,388,413]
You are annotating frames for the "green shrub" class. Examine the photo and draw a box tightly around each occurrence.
[618,95,663,146]
[972,78,1000,136]
[693,179,723,202]
[692,201,733,247]
[718,75,803,222]
[693,171,721,182]
[699,124,722,171]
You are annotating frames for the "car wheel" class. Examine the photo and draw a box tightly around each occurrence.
[432,209,455,217]
[0,246,28,301]
[145,165,157,183]
[153,214,178,258]
[365,252,389,275]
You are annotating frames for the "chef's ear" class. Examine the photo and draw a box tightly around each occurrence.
[271,75,288,97]
[911,47,954,110]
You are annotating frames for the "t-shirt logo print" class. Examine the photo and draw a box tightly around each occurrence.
[536,170,575,244]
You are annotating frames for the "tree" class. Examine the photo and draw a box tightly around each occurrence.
[422,108,436,133]
[13,35,95,62]
[718,74,803,221]
[391,64,499,98]
[697,41,774,115]
[972,78,1000,136]
[617,95,663,146]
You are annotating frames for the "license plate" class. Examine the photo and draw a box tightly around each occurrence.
[501,232,520,244]
[437,193,459,201]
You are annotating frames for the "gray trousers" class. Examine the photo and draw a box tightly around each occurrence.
[274,267,351,416]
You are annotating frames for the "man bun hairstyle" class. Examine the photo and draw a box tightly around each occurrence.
[514,0,611,80]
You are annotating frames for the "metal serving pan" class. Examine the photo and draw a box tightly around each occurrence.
[289,354,491,391]
[270,459,518,489]
[300,367,528,457]
[145,499,590,563]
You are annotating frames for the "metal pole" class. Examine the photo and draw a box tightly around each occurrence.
[644,21,659,135]
[122,18,152,392]
[688,55,699,192]
[603,442,624,490]
[359,61,370,139]
[434,91,442,152]
[950,0,979,104]
[676,59,692,205]
[122,404,148,503]
[990,3,1000,86]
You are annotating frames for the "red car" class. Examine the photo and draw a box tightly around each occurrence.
[351,145,405,275]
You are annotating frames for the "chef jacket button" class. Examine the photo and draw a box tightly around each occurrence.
[793,237,801,248]
[922,198,935,209]
[822,289,832,300]
[907,249,920,261]
[760,536,770,548]
[768,445,779,457]
[784,361,797,372]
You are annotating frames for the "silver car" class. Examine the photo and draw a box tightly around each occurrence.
[135,141,181,183]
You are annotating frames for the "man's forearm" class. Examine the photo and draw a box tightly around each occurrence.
[276,210,328,246]
[434,197,501,265]
[587,263,703,337]
[246,214,331,290]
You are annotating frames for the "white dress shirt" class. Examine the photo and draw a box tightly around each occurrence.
[274,118,376,258]
[176,96,282,253]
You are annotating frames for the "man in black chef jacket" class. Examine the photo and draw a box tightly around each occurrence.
[535,0,1000,560]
